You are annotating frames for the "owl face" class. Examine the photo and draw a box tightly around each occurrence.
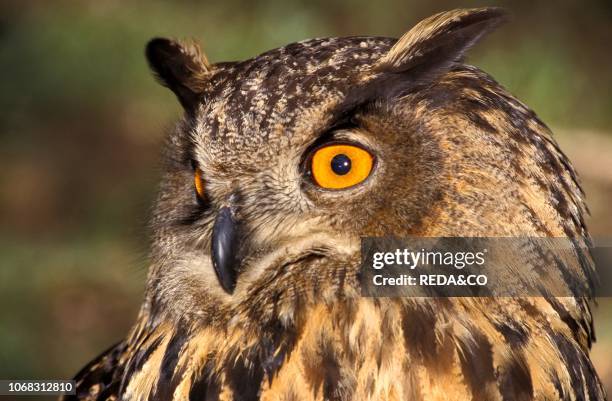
[144,8,586,324]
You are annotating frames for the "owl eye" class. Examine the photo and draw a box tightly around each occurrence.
[194,167,206,200]
[310,144,374,189]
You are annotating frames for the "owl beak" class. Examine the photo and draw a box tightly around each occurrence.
[211,206,240,294]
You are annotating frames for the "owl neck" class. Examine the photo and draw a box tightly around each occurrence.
[117,295,599,400]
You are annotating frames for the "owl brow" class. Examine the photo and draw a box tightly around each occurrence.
[331,93,371,123]
[326,111,358,132]
[324,93,376,133]
[330,73,420,124]
[370,72,429,102]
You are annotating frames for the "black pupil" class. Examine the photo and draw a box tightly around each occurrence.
[331,154,351,175]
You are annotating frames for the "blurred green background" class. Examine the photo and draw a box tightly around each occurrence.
[1,0,611,398]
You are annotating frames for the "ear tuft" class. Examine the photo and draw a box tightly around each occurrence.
[376,7,507,75]
[145,38,213,111]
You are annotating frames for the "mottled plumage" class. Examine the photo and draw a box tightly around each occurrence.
[63,8,606,401]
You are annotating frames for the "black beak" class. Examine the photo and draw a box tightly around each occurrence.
[211,206,240,293]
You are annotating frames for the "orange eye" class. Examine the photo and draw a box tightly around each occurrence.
[310,144,374,189]
[194,168,206,199]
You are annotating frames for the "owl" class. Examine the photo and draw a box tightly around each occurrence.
[63,7,606,401]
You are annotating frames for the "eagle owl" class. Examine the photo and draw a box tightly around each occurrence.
[65,7,606,401]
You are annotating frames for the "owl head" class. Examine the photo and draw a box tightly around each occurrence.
[143,8,587,325]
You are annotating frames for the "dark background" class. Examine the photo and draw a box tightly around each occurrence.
[1,0,611,397]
